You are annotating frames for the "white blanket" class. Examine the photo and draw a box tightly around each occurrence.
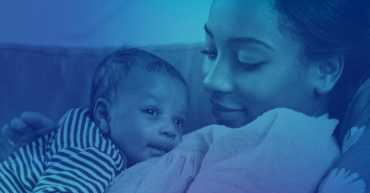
[106,108,340,193]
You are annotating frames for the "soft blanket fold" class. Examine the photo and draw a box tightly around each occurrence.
[106,108,340,193]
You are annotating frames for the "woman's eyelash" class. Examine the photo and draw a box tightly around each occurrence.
[200,48,262,71]
[200,49,217,60]
[239,62,264,71]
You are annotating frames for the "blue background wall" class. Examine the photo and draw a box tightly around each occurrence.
[0,0,212,47]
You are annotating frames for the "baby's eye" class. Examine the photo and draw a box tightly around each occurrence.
[144,108,158,116]
[174,119,185,127]
[200,49,217,60]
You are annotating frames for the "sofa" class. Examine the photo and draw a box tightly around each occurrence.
[0,43,215,136]
[0,43,369,190]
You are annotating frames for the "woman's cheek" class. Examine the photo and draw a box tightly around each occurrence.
[202,58,212,78]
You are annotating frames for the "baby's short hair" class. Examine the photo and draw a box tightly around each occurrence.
[90,47,188,115]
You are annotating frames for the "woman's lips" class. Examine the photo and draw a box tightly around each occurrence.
[210,100,247,123]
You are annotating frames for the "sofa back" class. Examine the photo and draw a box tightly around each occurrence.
[0,44,215,137]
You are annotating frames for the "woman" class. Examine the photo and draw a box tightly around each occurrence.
[3,0,370,192]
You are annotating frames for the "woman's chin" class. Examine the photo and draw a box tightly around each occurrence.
[211,106,249,125]
[216,116,252,128]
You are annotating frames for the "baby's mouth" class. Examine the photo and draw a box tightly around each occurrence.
[148,145,167,156]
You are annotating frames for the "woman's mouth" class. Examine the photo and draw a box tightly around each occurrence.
[210,100,247,126]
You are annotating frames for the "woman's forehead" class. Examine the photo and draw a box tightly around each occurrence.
[207,0,297,53]
[210,0,275,19]
[208,0,277,31]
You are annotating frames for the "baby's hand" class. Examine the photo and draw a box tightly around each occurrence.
[1,112,58,158]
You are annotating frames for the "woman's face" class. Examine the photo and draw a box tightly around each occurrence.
[202,0,320,128]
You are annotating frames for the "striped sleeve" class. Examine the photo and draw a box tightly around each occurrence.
[49,108,124,164]
[33,108,125,193]
[0,131,56,193]
[33,147,120,193]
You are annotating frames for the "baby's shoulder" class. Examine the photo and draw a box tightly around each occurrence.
[54,108,102,148]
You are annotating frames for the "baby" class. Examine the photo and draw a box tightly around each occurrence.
[0,48,189,193]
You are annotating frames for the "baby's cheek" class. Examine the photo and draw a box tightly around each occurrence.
[173,137,182,149]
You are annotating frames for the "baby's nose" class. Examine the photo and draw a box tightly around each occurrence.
[159,121,179,141]
[160,125,178,140]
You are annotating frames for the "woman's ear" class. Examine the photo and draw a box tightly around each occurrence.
[314,55,344,95]
[94,98,111,134]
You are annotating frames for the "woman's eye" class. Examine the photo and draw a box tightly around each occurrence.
[200,49,217,60]
[144,108,158,116]
[239,62,263,71]
[174,119,185,127]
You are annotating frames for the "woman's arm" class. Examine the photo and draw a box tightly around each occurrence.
[1,112,58,159]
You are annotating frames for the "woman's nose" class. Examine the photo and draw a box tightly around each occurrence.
[202,59,233,94]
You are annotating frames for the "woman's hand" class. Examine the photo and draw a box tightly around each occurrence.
[1,112,58,159]
[318,168,366,193]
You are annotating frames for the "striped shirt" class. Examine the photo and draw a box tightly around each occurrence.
[0,108,126,193]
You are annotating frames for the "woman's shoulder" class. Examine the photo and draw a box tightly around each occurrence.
[260,108,339,133]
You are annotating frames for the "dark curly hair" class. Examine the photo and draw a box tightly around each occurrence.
[273,0,370,127]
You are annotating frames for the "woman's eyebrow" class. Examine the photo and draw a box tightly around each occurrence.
[204,24,214,38]
[228,37,275,52]
[204,24,274,52]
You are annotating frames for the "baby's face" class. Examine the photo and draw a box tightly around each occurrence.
[107,69,188,166]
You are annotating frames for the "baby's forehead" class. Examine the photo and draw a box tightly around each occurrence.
[110,59,189,99]
[125,66,174,81]
[118,68,187,91]
[114,69,189,103]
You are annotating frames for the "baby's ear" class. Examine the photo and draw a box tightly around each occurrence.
[94,98,111,134]
[314,55,344,95]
